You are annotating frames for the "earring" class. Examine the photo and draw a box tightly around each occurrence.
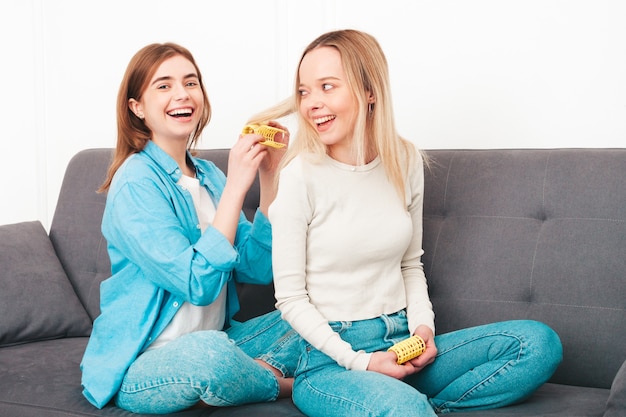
[368,102,374,115]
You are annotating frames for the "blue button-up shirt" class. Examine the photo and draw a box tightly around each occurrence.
[81,141,273,408]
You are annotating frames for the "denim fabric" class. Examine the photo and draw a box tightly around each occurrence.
[115,310,301,414]
[293,312,562,417]
[407,319,562,413]
[82,141,276,409]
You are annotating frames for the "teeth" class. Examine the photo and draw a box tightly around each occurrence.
[168,108,193,116]
[314,115,335,124]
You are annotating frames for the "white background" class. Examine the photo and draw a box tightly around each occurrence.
[1,0,625,228]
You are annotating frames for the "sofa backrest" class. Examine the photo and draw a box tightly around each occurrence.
[50,148,625,390]
[422,149,626,389]
[49,149,113,322]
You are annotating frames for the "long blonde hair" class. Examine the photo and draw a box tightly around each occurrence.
[248,29,418,201]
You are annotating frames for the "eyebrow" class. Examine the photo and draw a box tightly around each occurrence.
[150,73,199,87]
[299,76,341,87]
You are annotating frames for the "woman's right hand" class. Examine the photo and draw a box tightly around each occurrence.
[212,133,265,244]
[367,351,420,380]
[225,132,266,194]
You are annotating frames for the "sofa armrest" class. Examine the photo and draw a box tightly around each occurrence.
[604,359,626,417]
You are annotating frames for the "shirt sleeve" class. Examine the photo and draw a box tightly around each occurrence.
[270,159,372,371]
[231,209,274,285]
[197,159,274,286]
[103,166,272,307]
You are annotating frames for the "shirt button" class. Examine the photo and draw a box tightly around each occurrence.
[173,302,179,308]
[175,169,180,174]
[196,224,201,229]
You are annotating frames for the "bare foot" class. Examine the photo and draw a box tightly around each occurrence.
[190,401,215,409]
[255,359,294,398]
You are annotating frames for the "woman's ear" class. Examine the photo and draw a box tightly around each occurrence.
[128,98,144,119]
[367,93,376,114]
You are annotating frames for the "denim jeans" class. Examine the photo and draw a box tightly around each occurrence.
[293,311,562,417]
[115,310,300,414]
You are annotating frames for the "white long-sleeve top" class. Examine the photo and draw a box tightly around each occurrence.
[269,151,435,372]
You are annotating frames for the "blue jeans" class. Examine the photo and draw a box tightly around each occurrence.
[293,311,562,417]
[115,310,300,414]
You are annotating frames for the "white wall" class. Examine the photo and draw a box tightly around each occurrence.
[2,0,625,228]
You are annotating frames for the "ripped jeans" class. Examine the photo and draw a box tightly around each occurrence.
[293,311,562,417]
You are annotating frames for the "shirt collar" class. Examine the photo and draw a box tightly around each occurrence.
[143,140,205,183]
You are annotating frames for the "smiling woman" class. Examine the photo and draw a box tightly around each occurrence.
[297,46,362,165]
[97,43,210,193]
[247,29,563,417]
[79,42,299,414]
[127,55,206,176]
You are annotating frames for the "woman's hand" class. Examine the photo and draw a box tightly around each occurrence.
[258,120,290,175]
[212,132,266,244]
[406,325,437,372]
[367,325,437,379]
[227,131,266,194]
[367,350,420,379]
[253,120,289,216]
[217,120,289,230]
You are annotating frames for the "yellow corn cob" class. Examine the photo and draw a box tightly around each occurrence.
[242,124,286,149]
[388,335,426,364]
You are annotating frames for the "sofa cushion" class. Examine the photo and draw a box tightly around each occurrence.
[0,221,92,347]
[422,149,626,389]
[604,359,626,417]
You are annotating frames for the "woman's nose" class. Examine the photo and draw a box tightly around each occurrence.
[308,93,323,110]
[173,84,190,100]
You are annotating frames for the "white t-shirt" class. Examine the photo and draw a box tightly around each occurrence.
[148,174,227,351]
[269,152,434,371]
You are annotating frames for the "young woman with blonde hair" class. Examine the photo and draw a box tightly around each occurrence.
[252,29,562,417]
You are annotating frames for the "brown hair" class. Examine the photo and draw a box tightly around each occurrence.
[99,43,211,192]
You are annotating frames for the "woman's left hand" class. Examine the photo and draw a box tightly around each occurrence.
[407,325,437,372]
[368,325,437,379]
[257,120,289,174]
[252,120,290,216]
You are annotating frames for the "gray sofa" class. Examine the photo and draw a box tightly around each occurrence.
[1,148,624,417]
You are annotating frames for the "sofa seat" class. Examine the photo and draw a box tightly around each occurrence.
[0,337,611,417]
[0,336,611,417]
